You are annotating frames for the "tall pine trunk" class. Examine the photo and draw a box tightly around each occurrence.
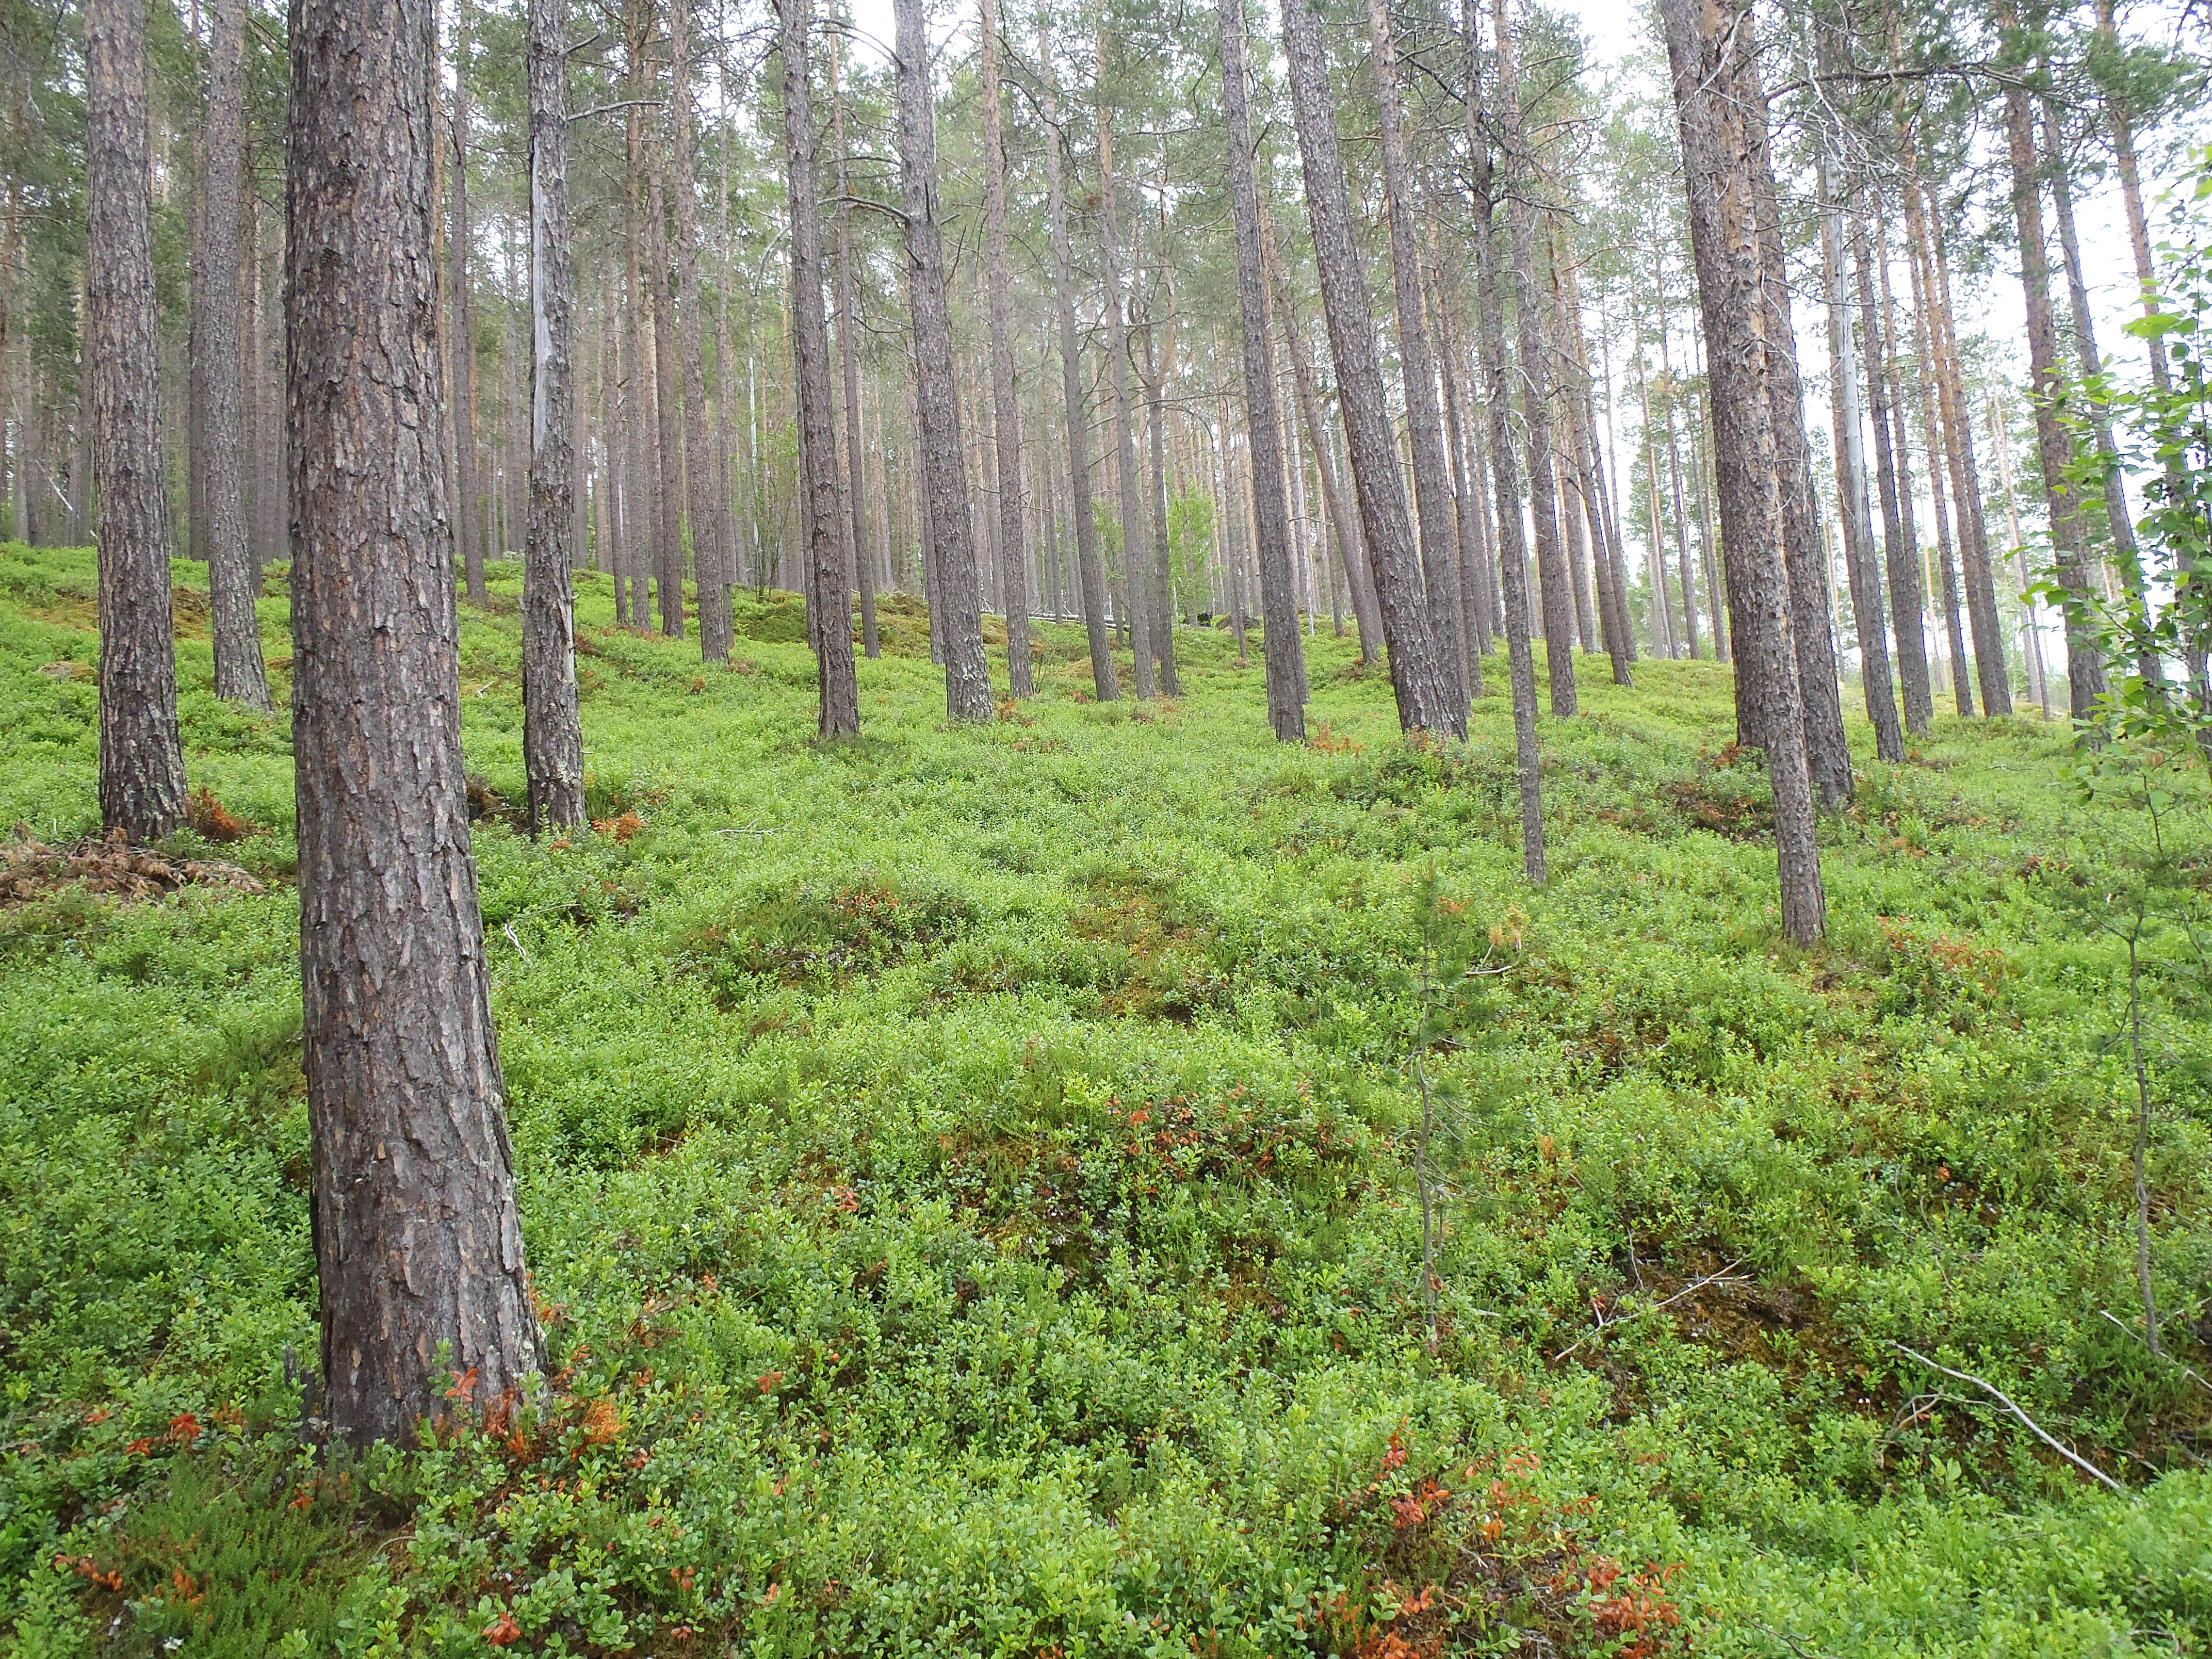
[1819,158,1904,762]
[450,5,484,607]
[88,0,188,841]
[980,0,1031,695]
[674,0,726,661]
[1495,0,1575,717]
[893,0,991,721]
[1096,72,1156,701]
[201,0,268,709]
[1039,43,1117,701]
[1657,0,1824,945]
[524,0,585,828]
[287,0,542,1445]
[1466,0,1544,880]
[1216,0,1306,739]
[1368,0,1466,711]
[779,0,859,736]
[1279,0,1458,736]
[1998,26,2104,725]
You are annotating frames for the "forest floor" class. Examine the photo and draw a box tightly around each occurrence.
[2,540,2208,1659]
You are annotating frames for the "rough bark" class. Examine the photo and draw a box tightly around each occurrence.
[1657,0,1825,945]
[524,0,585,829]
[1368,0,1467,711]
[287,0,543,1445]
[89,0,189,842]
[1745,70,1850,806]
[1430,262,1491,689]
[894,0,991,721]
[1279,0,1458,737]
[1999,47,2104,724]
[1466,0,1543,881]
[201,0,269,709]
[980,0,1031,696]
[1038,50,1117,701]
[1217,0,1306,739]
[450,4,484,606]
[1494,0,1575,717]
[780,0,859,736]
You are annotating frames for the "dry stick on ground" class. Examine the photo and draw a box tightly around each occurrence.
[1551,1261,1748,1362]
[1887,1342,2128,1495]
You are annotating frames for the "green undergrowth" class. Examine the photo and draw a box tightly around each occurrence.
[2,541,2208,1657]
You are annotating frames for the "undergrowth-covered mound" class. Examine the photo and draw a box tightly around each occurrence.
[1,543,2206,1658]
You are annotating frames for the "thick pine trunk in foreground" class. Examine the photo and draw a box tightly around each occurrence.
[1658,0,1824,945]
[202,0,270,711]
[893,0,991,722]
[88,0,188,843]
[1217,0,1305,739]
[524,0,585,829]
[780,0,859,737]
[1279,0,1458,737]
[287,0,542,1445]
[1039,51,1117,702]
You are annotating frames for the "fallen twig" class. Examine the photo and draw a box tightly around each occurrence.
[1552,1261,1747,1362]
[502,921,529,960]
[1887,1342,2129,1497]
[2099,1309,2212,1398]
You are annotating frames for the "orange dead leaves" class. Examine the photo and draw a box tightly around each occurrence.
[484,1611,523,1646]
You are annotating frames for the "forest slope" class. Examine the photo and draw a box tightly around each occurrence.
[2,542,2207,1658]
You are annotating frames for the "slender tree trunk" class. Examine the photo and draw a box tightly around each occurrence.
[450,4,484,606]
[1273,248,1379,662]
[1495,0,1575,718]
[1820,161,1904,762]
[894,0,990,720]
[1853,216,1931,733]
[831,54,878,660]
[1655,309,1699,659]
[1279,0,1458,736]
[1558,256,1632,682]
[1432,262,1491,689]
[287,0,542,1446]
[1915,171,2012,716]
[978,0,1030,692]
[1096,73,1156,701]
[1142,283,1181,693]
[1901,193,1972,715]
[1748,77,1850,806]
[1990,393,2050,715]
[1999,30,2105,724]
[672,0,724,660]
[1217,0,1305,738]
[1368,0,1467,711]
[1467,0,1543,879]
[524,0,584,828]
[646,158,684,638]
[2046,95,2153,687]
[1657,0,1824,944]
[1038,45,1117,701]
[622,3,656,627]
[201,0,268,709]
[780,0,859,735]
[88,0,188,841]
